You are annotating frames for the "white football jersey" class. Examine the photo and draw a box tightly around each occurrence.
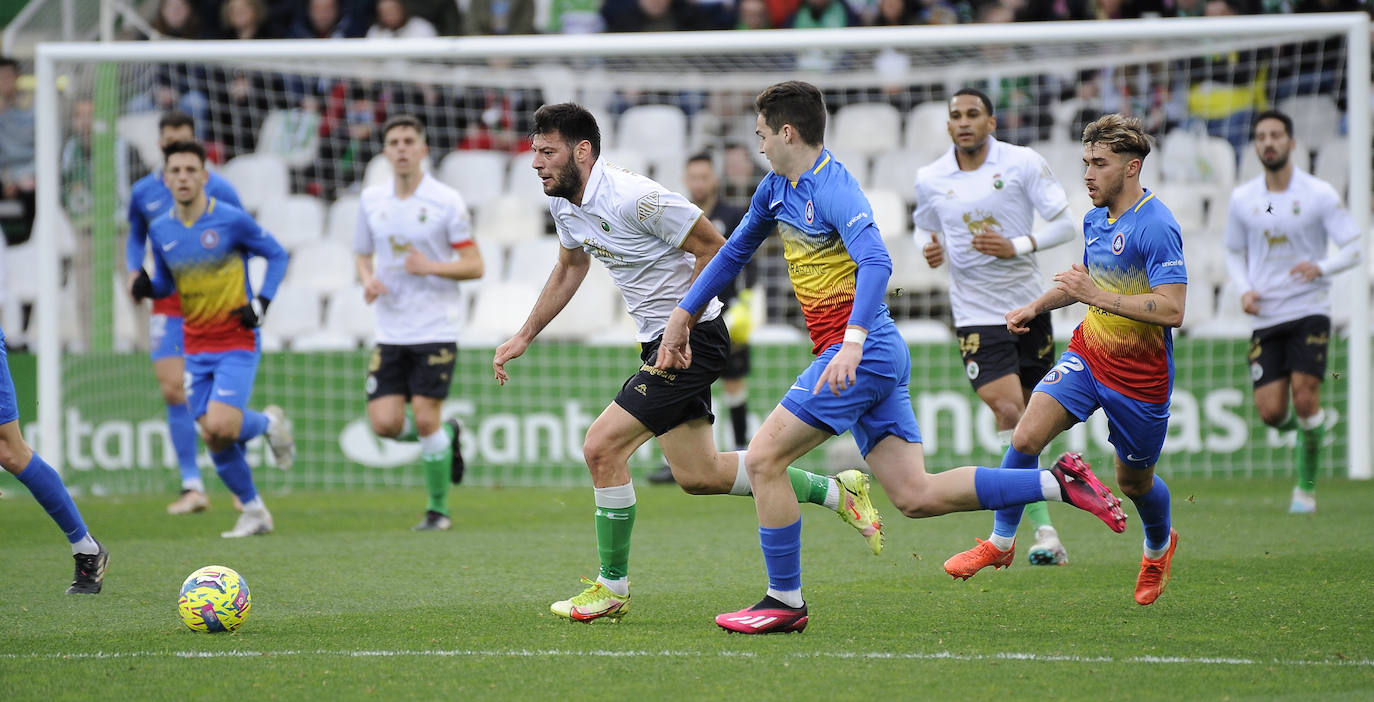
[1224,168,1358,328]
[913,138,1069,327]
[550,158,722,341]
[354,174,474,344]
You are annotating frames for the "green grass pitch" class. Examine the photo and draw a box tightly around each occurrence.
[2,477,1372,700]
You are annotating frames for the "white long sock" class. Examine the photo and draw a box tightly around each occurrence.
[729,451,752,496]
[72,534,99,555]
[767,587,804,609]
[419,428,448,456]
[1040,471,1064,502]
[822,478,840,510]
[242,496,266,512]
[182,478,206,493]
[1298,409,1325,431]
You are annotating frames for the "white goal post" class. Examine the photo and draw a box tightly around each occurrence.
[31,14,1371,480]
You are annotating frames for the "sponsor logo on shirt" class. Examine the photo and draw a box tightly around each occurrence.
[1161,259,1184,267]
[146,199,164,211]
[636,191,663,223]
[845,211,868,228]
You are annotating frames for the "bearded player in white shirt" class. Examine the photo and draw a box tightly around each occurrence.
[492,103,882,624]
[355,115,486,531]
[1224,110,1360,514]
[914,89,1079,575]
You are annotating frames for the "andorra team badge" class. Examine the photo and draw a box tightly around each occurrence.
[805,200,814,224]
[201,229,219,248]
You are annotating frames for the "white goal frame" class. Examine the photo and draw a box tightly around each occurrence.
[31,14,1372,478]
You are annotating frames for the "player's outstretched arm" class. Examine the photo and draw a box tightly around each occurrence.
[493,245,589,385]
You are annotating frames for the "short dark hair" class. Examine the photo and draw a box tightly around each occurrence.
[686,152,713,167]
[162,140,207,165]
[159,110,195,133]
[0,58,18,74]
[1252,109,1293,140]
[531,103,601,158]
[382,113,426,142]
[754,80,826,148]
[951,88,994,117]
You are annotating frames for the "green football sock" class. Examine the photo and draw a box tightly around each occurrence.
[396,413,419,442]
[1297,424,1324,492]
[1275,413,1299,432]
[1024,500,1053,529]
[788,467,831,505]
[595,504,636,580]
[421,443,451,516]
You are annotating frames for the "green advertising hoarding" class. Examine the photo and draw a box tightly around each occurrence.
[2,338,1349,496]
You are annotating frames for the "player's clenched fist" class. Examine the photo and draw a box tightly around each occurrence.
[921,232,944,268]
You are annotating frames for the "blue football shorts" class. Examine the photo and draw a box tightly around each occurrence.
[185,350,259,418]
[781,324,922,457]
[0,328,17,425]
[1033,350,1170,469]
[149,314,185,362]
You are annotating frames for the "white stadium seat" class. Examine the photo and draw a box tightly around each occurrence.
[327,194,361,247]
[1314,137,1350,199]
[322,285,376,344]
[116,111,163,170]
[540,264,619,341]
[505,151,548,207]
[474,195,546,247]
[465,281,541,346]
[438,150,508,210]
[616,105,688,176]
[830,103,902,160]
[905,101,951,163]
[257,194,325,251]
[867,188,909,240]
[871,149,924,204]
[504,238,561,287]
[255,108,322,169]
[261,285,322,348]
[598,149,651,178]
[286,240,357,293]
[219,153,289,214]
[1277,95,1341,152]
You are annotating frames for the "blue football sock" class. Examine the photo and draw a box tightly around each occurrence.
[974,466,1045,510]
[166,402,201,484]
[211,444,258,504]
[992,446,1041,538]
[1131,475,1172,551]
[15,454,88,543]
[759,519,802,592]
[237,409,268,443]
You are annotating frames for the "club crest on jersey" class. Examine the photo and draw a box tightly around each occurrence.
[600,220,610,232]
[992,173,1004,189]
[1292,201,1300,215]
[804,200,814,224]
[201,229,219,248]
[1111,232,1125,255]
[418,207,428,223]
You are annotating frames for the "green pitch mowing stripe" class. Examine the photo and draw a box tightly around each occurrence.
[1,479,1372,700]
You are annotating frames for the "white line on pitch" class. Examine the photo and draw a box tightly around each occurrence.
[2,649,1372,667]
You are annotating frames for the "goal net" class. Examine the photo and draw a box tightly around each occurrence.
[20,15,1370,497]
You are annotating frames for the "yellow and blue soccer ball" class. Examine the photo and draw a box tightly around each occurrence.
[178,565,251,633]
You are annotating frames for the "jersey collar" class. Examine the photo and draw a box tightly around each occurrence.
[790,148,833,188]
[940,136,1003,175]
[579,157,609,207]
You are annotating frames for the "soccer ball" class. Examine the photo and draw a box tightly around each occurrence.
[178,565,252,633]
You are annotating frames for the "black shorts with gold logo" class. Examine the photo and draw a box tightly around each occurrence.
[615,316,729,435]
[366,342,458,401]
[1249,315,1330,388]
[955,313,1054,391]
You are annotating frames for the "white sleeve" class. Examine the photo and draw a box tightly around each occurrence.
[352,199,374,255]
[1015,207,1075,256]
[633,183,703,248]
[912,177,941,233]
[446,199,473,248]
[1316,188,1361,277]
[1223,195,1251,294]
[1027,152,1070,220]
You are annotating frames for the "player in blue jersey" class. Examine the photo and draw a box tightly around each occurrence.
[126,111,248,516]
[659,81,1128,634]
[976,114,1186,605]
[0,326,108,593]
[134,140,294,539]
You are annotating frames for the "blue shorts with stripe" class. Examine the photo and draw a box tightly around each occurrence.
[781,323,922,456]
[1033,350,1170,469]
[0,328,18,425]
[186,350,259,419]
[149,314,184,361]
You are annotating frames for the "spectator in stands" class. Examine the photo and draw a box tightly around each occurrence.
[869,0,921,24]
[0,59,35,244]
[917,0,972,23]
[60,97,132,225]
[305,82,382,198]
[289,0,369,39]
[1167,0,1208,16]
[465,0,538,34]
[152,0,205,38]
[603,0,703,31]
[788,0,856,27]
[455,75,541,152]
[367,0,439,37]
[406,0,464,34]
[1016,0,1091,20]
[720,142,764,209]
[218,0,282,40]
[736,0,775,27]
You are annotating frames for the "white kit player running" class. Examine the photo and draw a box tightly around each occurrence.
[913,88,1078,573]
[1224,109,1360,514]
[355,114,485,532]
[492,103,882,624]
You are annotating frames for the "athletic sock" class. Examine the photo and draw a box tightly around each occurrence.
[419,429,451,516]
[166,402,201,486]
[1296,410,1325,492]
[15,453,89,544]
[992,445,1041,538]
[788,466,833,507]
[759,518,802,596]
[182,478,207,493]
[596,575,629,597]
[1275,412,1299,432]
[71,533,99,555]
[237,409,268,443]
[396,413,418,442]
[210,444,258,504]
[974,466,1047,510]
[594,482,636,581]
[1130,474,1172,553]
[725,388,749,449]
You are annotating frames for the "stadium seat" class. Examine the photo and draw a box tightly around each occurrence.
[884,229,947,296]
[504,237,560,287]
[1329,267,1367,330]
[437,150,508,210]
[111,272,140,352]
[505,151,548,207]
[322,285,376,344]
[60,284,84,352]
[540,263,619,341]
[616,105,688,177]
[1031,140,1085,196]
[257,194,325,251]
[831,103,902,161]
[867,188,909,240]
[116,111,164,170]
[599,149,651,178]
[1191,281,1252,339]
[1151,184,1206,236]
[219,153,289,214]
[1159,130,1236,205]
[327,194,361,246]
[1178,278,1217,335]
[1314,137,1349,199]
[465,280,541,346]
[255,109,322,169]
[1277,95,1341,151]
[285,240,357,293]
[5,241,36,303]
[474,195,546,247]
[362,153,432,191]
[261,285,322,349]
[904,101,951,164]
[871,149,924,204]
